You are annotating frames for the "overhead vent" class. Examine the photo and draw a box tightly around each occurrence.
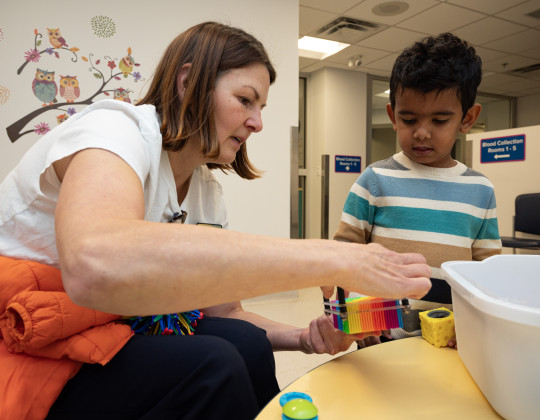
[525,8,540,20]
[316,17,385,44]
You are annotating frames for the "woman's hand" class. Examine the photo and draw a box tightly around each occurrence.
[322,242,431,300]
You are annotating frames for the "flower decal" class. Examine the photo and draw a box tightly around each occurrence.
[34,122,50,135]
[24,49,40,63]
[0,85,10,105]
[91,16,116,38]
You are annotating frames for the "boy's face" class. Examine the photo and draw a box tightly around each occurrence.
[387,88,481,168]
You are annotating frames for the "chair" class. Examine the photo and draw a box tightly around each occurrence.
[500,193,540,253]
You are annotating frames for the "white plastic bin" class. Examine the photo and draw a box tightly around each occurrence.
[442,255,540,420]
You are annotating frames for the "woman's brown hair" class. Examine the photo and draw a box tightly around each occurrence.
[137,21,276,179]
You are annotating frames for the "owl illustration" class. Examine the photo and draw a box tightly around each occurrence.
[32,69,58,107]
[113,88,131,103]
[57,113,69,124]
[47,28,68,49]
[118,54,134,78]
[59,75,80,103]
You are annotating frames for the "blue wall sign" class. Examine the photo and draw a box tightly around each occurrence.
[335,155,361,173]
[481,134,525,163]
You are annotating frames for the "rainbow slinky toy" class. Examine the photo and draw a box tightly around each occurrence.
[325,288,409,334]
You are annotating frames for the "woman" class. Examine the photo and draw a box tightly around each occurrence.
[0,22,431,419]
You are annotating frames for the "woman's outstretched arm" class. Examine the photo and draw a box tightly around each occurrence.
[55,148,431,316]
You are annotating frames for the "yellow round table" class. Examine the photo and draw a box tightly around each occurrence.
[256,337,502,419]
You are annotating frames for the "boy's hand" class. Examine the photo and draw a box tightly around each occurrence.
[356,330,392,349]
[447,328,457,348]
[298,315,381,355]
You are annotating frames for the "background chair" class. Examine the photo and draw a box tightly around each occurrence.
[500,193,540,253]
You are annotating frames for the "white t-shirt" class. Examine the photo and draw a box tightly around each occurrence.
[0,100,228,267]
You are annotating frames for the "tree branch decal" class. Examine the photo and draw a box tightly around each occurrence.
[6,25,143,143]
[17,29,79,75]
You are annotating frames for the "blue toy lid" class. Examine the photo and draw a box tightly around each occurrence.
[279,392,313,407]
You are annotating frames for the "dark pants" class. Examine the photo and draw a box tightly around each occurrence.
[46,316,280,420]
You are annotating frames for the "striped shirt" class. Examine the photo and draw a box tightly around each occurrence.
[334,152,502,283]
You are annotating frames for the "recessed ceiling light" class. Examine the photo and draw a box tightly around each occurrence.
[298,36,350,60]
[372,1,409,17]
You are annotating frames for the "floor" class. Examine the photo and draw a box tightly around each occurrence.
[241,288,356,390]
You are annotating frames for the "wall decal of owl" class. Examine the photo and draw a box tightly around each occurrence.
[113,88,131,103]
[118,54,134,78]
[59,75,80,103]
[32,68,58,107]
[47,28,68,49]
[57,113,69,124]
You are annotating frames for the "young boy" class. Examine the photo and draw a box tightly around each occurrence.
[334,33,502,347]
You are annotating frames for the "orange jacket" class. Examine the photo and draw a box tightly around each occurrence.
[0,257,133,420]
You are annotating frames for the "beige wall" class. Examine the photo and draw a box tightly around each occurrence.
[517,94,540,128]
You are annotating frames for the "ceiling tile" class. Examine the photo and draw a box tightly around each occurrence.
[445,0,526,15]
[495,0,540,28]
[482,29,540,53]
[396,3,485,34]
[299,6,339,36]
[323,44,391,67]
[355,27,428,52]
[346,0,440,26]
[299,61,327,73]
[299,0,540,97]
[299,56,319,72]
[520,46,540,60]
[299,0,365,14]
[361,53,399,71]
[452,17,527,46]
[313,17,389,44]
[474,46,508,63]
[359,66,392,77]
[482,54,539,73]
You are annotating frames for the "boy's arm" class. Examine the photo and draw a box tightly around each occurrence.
[203,301,375,354]
[333,172,375,244]
[472,190,502,261]
[333,219,369,244]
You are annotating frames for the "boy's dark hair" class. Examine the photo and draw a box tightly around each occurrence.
[389,33,482,117]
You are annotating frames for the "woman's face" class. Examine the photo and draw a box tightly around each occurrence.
[211,63,270,164]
